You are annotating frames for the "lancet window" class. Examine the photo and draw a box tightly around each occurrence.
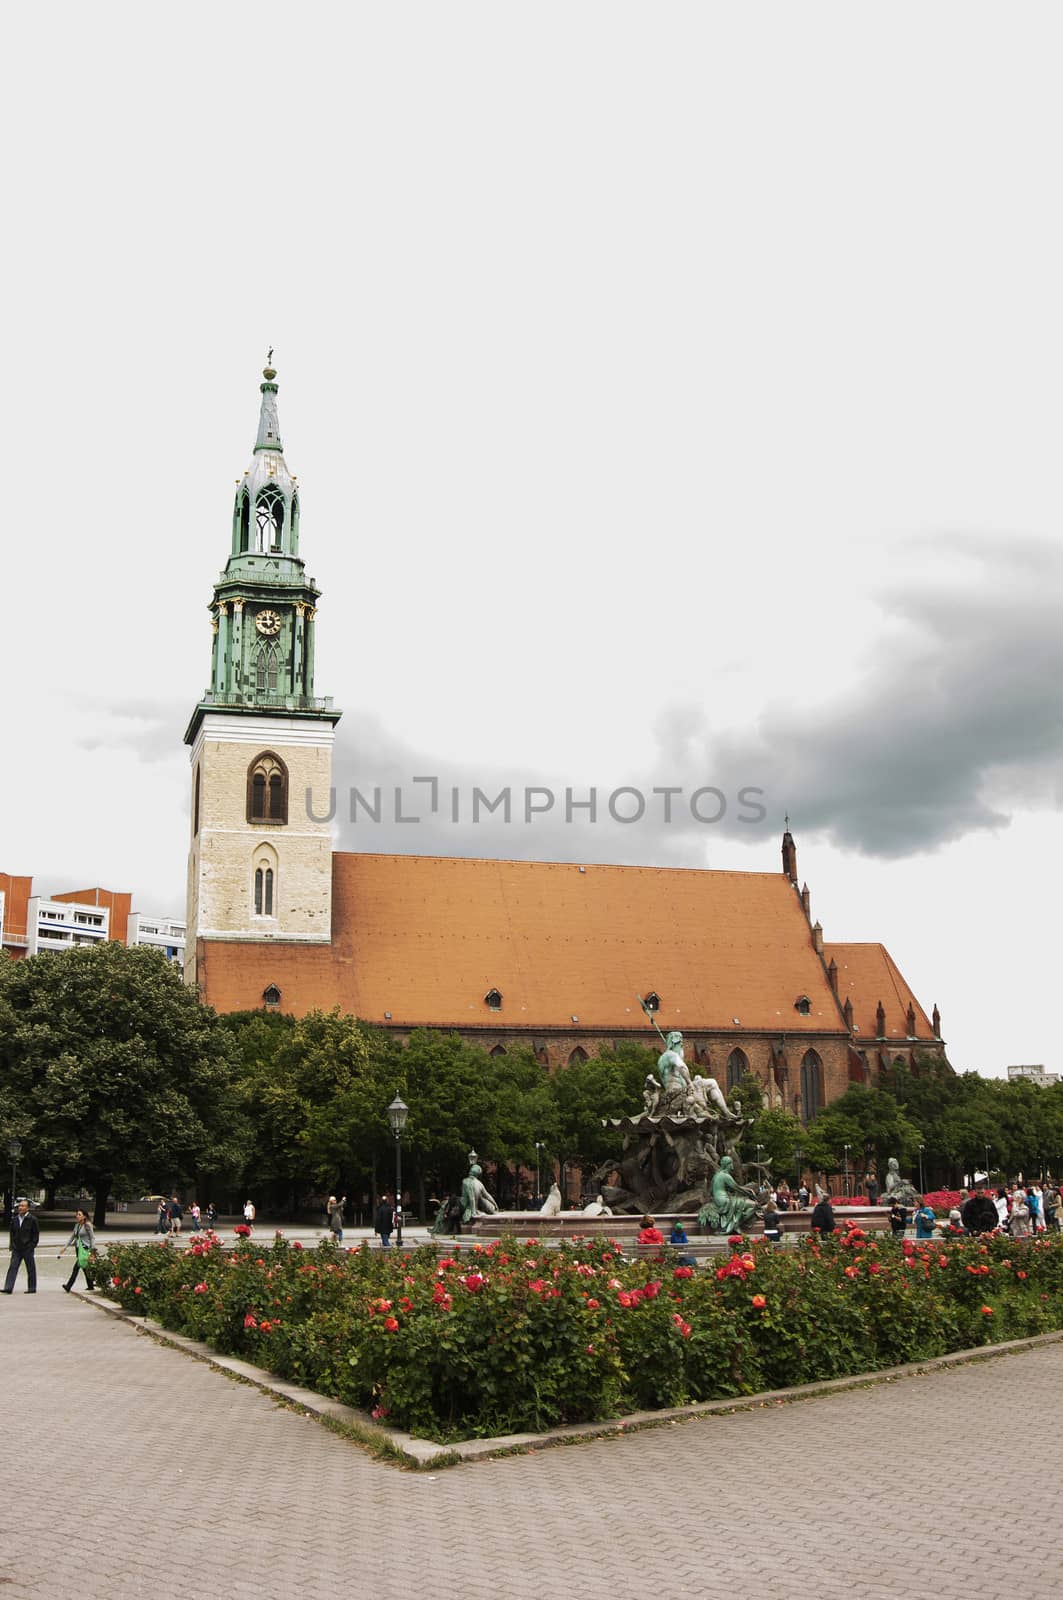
[247,752,288,824]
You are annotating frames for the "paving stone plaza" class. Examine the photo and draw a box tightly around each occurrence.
[4,1246,1062,1600]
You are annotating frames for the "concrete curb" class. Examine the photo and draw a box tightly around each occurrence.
[72,1289,1063,1469]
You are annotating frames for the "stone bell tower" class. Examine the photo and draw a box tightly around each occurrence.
[183,358,340,987]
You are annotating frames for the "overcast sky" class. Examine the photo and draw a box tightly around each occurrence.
[3,4,1060,1078]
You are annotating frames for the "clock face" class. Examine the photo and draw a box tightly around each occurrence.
[255,609,282,637]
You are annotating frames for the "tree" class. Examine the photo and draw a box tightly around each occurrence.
[0,944,240,1226]
[550,1045,657,1181]
[799,1085,923,1189]
[222,1008,391,1213]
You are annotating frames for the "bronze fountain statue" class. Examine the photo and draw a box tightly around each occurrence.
[587,1002,765,1230]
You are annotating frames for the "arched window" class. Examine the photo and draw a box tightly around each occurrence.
[489,1044,507,1057]
[567,1046,588,1066]
[254,866,275,916]
[239,493,250,553]
[255,642,280,697]
[726,1048,748,1091]
[800,1049,823,1122]
[255,490,284,553]
[192,765,201,837]
[252,842,278,918]
[247,753,288,824]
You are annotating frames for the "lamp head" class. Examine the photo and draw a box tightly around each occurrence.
[7,1137,21,1160]
[387,1094,408,1136]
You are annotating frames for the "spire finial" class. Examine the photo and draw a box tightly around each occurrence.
[784,812,790,832]
[263,346,277,382]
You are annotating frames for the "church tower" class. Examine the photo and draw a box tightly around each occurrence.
[183,359,340,987]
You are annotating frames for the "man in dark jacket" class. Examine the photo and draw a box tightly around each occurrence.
[374,1194,395,1248]
[810,1195,835,1235]
[961,1191,1000,1235]
[3,1199,40,1293]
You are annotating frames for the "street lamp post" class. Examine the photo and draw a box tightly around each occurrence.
[386,1093,408,1248]
[918,1142,926,1196]
[843,1144,851,1198]
[984,1144,992,1186]
[794,1144,803,1188]
[7,1138,21,1220]
[535,1141,545,1206]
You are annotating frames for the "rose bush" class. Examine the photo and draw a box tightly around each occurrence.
[99,1228,1063,1443]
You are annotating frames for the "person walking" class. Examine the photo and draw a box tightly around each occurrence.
[914,1197,936,1239]
[374,1193,395,1248]
[3,1199,39,1294]
[155,1200,168,1235]
[59,1209,97,1293]
[205,1202,217,1230]
[242,1200,256,1230]
[326,1194,346,1242]
[167,1195,184,1236]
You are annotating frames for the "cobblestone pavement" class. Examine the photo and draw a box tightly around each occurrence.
[4,1251,1062,1600]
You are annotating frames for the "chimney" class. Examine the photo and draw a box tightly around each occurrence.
[843,995,854,1032]
[932,1003,941,1038]
[812,919,823,955]
[876,1000,886,1038]
[801,882,811,917]
[782,822,797,885]
[827,957,838,993]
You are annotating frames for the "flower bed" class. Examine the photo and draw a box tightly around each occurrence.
[99,1228,1063,1443]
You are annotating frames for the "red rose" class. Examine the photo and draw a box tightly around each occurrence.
[383,1316,399,1332]
[751,1294,767,1309]
[194,1282,208,1294]
[243,1312,257,1328]
[673,1266,694,1279]
[981,1305,993,1316]
[586,1297,600,1309]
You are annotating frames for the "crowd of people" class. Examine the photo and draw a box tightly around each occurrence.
[154,1197,219,1235]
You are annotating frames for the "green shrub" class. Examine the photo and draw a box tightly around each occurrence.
[98,1226,1063,1443]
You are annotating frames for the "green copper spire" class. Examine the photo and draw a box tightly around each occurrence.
[254,357,284,453]
[183,357,340,746]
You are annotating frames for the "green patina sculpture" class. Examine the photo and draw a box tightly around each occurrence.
[657,1030,693,1094]
[698,1155,759,1234]
[460,1159,499,1224]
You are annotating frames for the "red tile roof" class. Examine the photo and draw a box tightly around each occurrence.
[202,852,852,1034]
[825,942,936,1042]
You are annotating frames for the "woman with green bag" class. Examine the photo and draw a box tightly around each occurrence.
[59,1209,97,1293]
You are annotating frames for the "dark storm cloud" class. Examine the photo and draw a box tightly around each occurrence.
[695,534,1063,857]
[328,536,1063,863]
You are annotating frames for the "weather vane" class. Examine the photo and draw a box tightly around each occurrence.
[267,345,274,364]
